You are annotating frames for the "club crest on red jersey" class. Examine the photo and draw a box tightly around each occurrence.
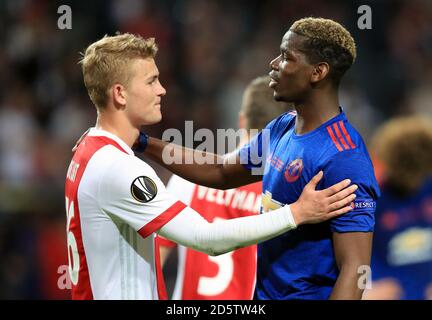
[284,159,303,183]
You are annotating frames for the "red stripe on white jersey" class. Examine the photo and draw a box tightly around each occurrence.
[65,136,127,300]
[156,236,177,248]
[138,201,186,238]
[154,236,168,300]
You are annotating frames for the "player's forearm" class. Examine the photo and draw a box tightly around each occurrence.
[158,205,297,256]
[197,205,297,256]
[329,264,365,300]
[331,232,372,300]
[145,137,231,189]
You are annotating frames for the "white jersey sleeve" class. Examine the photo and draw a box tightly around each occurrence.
[166,174,195,205]
[98,155,186,238]
[158,203,297,256]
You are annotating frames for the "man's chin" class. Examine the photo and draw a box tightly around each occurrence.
[273,92,295,103]
[152,115,162,124]
[142,114,162,126]
[273,92,285,102]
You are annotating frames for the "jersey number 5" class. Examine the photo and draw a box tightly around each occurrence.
[197,218,234,296]
[66,196,80,285]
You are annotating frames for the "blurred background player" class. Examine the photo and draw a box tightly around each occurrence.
[158,76,291,299]
[364,116,432,300]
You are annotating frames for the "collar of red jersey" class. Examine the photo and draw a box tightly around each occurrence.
[87,127,135,155]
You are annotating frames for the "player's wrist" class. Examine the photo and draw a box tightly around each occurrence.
[288,202,302,226]
[132,132,149,153]
[283,204,298,229]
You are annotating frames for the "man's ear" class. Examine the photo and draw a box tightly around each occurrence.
[311,62,330,84]
[112,84,127,108]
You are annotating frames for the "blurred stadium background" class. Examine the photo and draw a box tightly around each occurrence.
[0,0,430,299]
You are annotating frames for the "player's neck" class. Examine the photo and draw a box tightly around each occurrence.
[96,113,139,148]
[294,91,340,135]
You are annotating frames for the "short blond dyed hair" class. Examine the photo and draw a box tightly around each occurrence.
[79,33,158,109]
[290,17,356,84]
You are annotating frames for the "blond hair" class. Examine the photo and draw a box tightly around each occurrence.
[241,76,292,131]
[79,33,158,109]
[290,17,356,83]
[371,116,432,193]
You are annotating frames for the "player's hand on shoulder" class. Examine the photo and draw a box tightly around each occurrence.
[290,171,357,225]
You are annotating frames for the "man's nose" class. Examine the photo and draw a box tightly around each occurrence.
[269,55,281,70]
[157,82,166,96]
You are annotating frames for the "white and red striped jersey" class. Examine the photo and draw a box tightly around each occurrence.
[64,128,185,300]
[159,175,261,300]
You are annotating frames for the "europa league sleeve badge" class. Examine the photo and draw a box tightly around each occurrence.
[130,176,158,203]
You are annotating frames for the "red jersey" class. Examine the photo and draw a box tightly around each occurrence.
[159,175,261,300]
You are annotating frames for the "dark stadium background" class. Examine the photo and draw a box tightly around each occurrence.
[0,0,430,299]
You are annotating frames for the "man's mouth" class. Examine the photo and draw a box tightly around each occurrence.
[269,72,279,88]
[269,79,278,88]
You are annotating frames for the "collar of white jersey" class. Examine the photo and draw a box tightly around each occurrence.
[87,127,135,156]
